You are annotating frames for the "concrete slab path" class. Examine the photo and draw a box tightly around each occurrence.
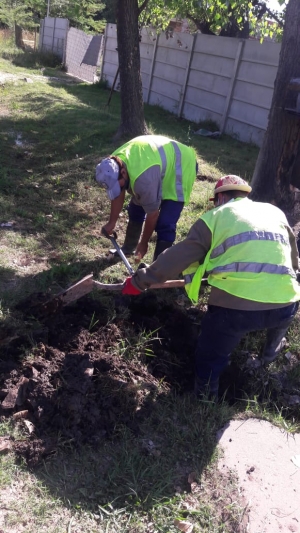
[217,418,300,533]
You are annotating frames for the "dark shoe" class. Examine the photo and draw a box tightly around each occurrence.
[153,240,173,261]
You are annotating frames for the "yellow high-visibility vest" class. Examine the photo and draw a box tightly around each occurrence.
[113,135,196,203]
[183,198,300,304]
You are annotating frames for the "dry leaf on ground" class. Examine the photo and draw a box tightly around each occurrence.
[174,519,194,532]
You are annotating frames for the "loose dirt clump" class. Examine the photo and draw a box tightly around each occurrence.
[0,292,201,466]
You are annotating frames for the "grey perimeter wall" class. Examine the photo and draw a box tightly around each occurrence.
[39,20,103,83]
[65,28,103,83]
[39,17,69,61]
[102,24,281,146]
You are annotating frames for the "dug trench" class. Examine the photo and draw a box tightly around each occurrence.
[0,290,287,466]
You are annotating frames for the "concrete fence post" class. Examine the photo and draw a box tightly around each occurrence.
[146,32,159,104]
[62,19,69,65]
[39,19,44,52]
[178,33,196,118]
[99,25,108,82]
[219,39,245,134]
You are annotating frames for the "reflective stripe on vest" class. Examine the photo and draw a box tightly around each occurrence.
[206,262,296,277]
[211,230,289,259]
[155,145,167,177]
[153,140,184,201]
[185,230,293,286]
[183,198,300,304]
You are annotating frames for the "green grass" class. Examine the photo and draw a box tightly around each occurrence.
[0,56,258,305]
[0,397,245,533]
[0,44,299,533]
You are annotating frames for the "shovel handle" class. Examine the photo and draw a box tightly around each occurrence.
[102,228,117,240]
[102,228,135,275]
[93,279,185,291]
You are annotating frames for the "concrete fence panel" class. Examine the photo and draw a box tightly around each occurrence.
[146,32,193,113]
[65,27,102,83]
[182,34,239,126]
[100,23,282,146]
[224,39,280,144]
[101,24,119,88]
[140,28,158,101]
[39,17,69,60]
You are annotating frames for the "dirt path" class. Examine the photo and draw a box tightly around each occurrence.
[0,70,81,85]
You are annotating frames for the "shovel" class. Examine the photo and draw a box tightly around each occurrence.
[34,274,185,317]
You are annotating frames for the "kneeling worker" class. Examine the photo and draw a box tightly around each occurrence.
[121,175,300,397]
[95,135,197,261]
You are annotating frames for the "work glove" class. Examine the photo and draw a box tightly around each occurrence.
[122,277,142,295]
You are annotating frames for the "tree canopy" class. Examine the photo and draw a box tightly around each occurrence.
[139,0,286,41]
[0,0,286,39]
[0,0,106,33]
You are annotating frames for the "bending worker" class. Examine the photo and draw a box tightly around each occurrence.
[121,175,300,398]
[95,135,197,261]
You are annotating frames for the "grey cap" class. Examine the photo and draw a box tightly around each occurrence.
[95,158,121,200]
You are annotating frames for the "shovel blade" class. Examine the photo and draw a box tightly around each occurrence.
[34,274,94,317]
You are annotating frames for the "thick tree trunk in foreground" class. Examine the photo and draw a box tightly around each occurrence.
[115,0,148,140]
[251,0,300,209]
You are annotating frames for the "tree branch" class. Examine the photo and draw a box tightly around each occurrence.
[257,1,284,27]
[264,6,284,27]
[138,0,150,16]
[186,12,216,35]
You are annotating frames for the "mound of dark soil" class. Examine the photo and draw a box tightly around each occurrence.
[0,292,203,465]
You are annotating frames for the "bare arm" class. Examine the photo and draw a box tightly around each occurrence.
[135,210,160,260]
[101,189,126,235]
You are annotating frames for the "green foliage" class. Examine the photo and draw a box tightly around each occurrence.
[46,0,106,33]
[0,0,107,33]
[0,0,38,30]
[139,0,285,41]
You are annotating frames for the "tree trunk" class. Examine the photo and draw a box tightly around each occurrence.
[251,0,300,209]
[15,24,23,48]
[115,0,148,140]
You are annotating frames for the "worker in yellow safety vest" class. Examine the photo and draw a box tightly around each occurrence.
[95,135,197,261]
[121,175,300,398]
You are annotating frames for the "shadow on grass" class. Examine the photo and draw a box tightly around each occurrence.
[0,273,234,521]
[1,266,299,525]
[33,391,232,516]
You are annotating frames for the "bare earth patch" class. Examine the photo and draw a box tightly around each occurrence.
[0,294,198,465]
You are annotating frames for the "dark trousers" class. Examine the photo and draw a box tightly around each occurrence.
[195,302,299,389]
[127,199,184,242]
